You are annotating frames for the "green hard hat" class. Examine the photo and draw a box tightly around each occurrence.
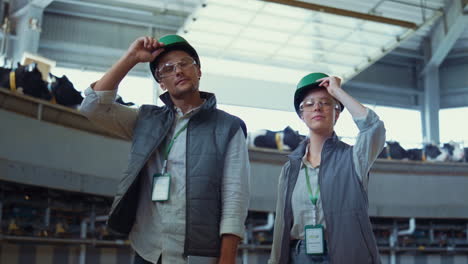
[294,72,344,116]
[149,34,200,82]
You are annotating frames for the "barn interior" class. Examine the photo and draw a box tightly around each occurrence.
[0,0,468,263]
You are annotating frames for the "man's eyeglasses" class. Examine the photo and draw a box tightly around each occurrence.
[299,98,339,112]
[157,57,197,78]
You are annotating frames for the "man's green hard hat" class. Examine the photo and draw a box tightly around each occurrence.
[149,34,200,82]
[294,72,345,116]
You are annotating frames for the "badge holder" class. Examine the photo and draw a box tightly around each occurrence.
[304,223,325,255]
[152,160,171,202]
[304,204,325,255]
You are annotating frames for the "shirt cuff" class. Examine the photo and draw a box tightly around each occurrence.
[220,218,245,239]
[84,85,117,104]
[353,108,380,131]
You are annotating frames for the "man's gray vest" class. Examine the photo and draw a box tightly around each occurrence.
[278,134,381,264]
[106,92,245,257]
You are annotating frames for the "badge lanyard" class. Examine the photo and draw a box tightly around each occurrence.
[161,122,189,173]
[304,167,320,225]
[304,166,325,255]
[152,122,188,201]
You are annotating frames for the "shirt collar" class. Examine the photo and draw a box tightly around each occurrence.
[302,143,311,167]
[159,91,217,112]
[174,99,206,119]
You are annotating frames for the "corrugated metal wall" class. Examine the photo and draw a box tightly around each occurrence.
[41,14,149,49]
[38,13,174,74]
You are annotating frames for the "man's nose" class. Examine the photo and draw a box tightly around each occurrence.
[174,63,184,73]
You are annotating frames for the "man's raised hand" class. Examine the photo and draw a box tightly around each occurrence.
[127,36,165,64]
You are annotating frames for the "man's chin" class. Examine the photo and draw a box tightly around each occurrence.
[169,86,198,99]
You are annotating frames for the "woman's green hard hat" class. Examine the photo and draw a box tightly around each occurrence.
[294,72,345,116]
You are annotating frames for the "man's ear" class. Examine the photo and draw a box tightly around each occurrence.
[159,82,166,91]
[197,67,202,79]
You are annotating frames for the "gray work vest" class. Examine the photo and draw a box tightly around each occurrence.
[279,134,381,264]
[107,91,245,257]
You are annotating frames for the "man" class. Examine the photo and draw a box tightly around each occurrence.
[268,73,385,264]
[79,35,250,264]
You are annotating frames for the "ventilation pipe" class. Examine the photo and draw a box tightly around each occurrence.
[390,218,416,264]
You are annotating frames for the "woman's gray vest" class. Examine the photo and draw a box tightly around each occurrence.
[106,92,245,257]
[279,134,381,264]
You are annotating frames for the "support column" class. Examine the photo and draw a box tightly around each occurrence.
[10,0,53,63]
[417,64,428,143]
[420,105,427,143]
[422,65,440,144]
[418,0,468,144]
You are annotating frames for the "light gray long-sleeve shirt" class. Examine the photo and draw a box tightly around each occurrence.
[79,87,250,264]
[269,108,386,264]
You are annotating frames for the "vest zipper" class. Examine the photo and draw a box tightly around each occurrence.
[183,118,191,257]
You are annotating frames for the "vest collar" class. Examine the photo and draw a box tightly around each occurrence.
[288,132,339,160]
[159,91,217,112]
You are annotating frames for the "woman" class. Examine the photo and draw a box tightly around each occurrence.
[268,72,386,264]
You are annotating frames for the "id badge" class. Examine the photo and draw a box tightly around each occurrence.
[304,224,325,255]
[152,173,171,201]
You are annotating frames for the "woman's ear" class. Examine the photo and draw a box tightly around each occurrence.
[334,110,341,125]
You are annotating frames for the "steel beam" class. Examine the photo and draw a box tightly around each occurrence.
[390,48,424,60]
[10,0,54,17]
[420,0,468,75]
[447,48,468,59]
[44,1,183,31]
[344,81,422,96]
[32,0,55,9]
[262,0,417,28]
[67,0,194,17]
[441,87,468,95]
